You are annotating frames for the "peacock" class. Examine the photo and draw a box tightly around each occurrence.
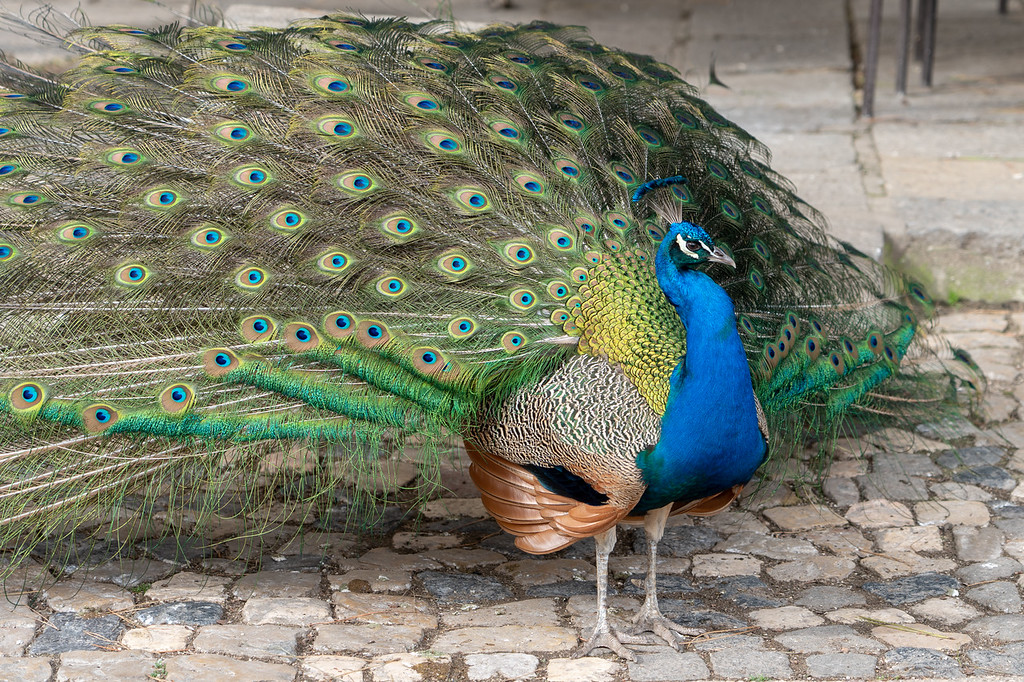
[0,9,981,659]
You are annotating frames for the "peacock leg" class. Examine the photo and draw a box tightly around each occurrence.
[574,525,645,660]
[629,504,701,647]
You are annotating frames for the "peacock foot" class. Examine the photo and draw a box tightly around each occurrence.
[574,625,648,661]
[628,604,701,649]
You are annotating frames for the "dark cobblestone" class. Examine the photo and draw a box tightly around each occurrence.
[29,613,124,654]
[136,601,224,626]
[883,647,964,678]
[936,446,1008,469]
[418,571,512,602]
[953,465,1017,491]
[863,572,960,605]
[635,525,721,558]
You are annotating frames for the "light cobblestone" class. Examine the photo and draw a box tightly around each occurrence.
[56,650,156,682]
[432,625,577,654]
[334,593,437,629]
[860,551,957,579]
[465,653,538,680]
[301,655,366,682]
[691,553,762,577]
[0,601,38,629]
[163,653,297,681]
[442,598,559,628]
[825,607,915,624]
[496,558,594,585]
[146,572,230,603]
[330,569,413,594]
[372,652,453,682]
[313,624,425,655]
[766,556,856,582]
[748,605,824,629]
[358,548,442,571]
[241,596,333,625]
[423,548,507,571]
[875,525,943,553]
[392,531,462,551]
[121,625,191,652]
[546,657,622,682]
[0,657,51,681]
[763,504,846,531]
[43,581,133,614]
[954,525,1006,561]
[871,623,973,651]
[846,499,914,528]
[192,624,300,657]
[909,597,983,625]
[915,500,991,526]
[232,569,321,599]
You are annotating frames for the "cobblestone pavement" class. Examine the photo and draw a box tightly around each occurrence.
[0,308,1020,680]
[3,0,1024,680]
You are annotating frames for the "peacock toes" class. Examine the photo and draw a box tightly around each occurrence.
[626,505,701,647]
[622,487,747,648]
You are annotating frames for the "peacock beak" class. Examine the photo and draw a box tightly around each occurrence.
[707,247,736,269]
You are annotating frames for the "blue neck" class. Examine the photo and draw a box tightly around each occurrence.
[632,262,766,513]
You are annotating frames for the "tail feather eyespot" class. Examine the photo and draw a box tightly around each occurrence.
[325,311,356,339]
[10,382,46,413]
[318,252,352,274]
[83,404,120,432]
[159,383,195,414]
[59,223,97,243]
[284,322,321,352]
[203,348,240,377]
[240,315,276,343]
[447,317,477,339]
[356,320,391,348]
[501,331,527,353]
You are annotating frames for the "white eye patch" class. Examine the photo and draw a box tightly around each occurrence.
[675,234,707,257]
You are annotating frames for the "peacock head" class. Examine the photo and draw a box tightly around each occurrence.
[660,222,736,271]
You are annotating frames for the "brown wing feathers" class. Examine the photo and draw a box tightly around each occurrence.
[467,442,626,554]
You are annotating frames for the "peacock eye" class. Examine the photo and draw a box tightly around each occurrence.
[685,240,701,252]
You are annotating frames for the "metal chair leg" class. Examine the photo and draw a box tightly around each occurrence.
[897,0,913,94]
[921,0,937,86]
[863,0,884,117]
[915,0,927,60]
